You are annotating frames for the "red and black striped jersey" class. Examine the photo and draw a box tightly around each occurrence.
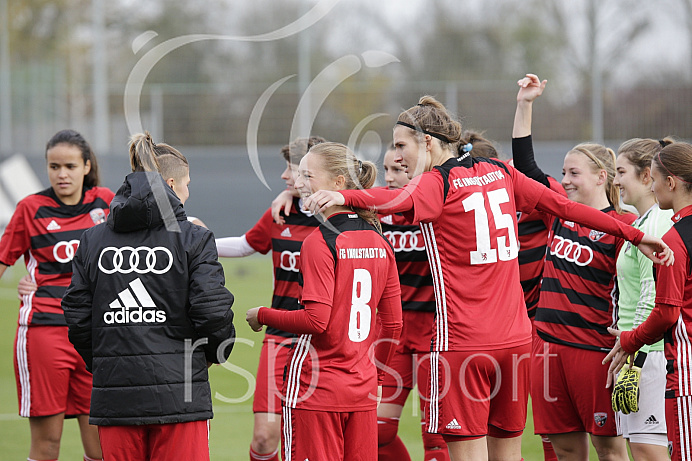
[0,186,114,326]
[657,206,692,397]
[516,177,562,317]
[534,194,636,352]
[380,210,435,313]
[284,212,401,411]
[244,197,320,338]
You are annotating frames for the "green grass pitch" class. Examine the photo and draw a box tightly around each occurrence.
[0,256,553,459]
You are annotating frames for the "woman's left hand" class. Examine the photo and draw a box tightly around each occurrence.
[602,327,635,388]
[246,307,263,332]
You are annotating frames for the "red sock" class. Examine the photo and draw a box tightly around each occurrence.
[249,446,279,461]
[377,417,411,461]
[541,436,558,461]
[424,446,450,461]
[423,431,449,461]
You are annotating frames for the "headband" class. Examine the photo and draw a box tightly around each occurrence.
[396,121,451,144]
[656,150,691,184]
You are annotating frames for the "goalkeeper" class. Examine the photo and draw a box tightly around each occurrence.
[606,143,672,461]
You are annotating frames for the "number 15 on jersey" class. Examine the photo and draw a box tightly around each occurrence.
[462,188,519,265]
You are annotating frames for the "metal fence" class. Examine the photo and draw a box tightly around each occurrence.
[3,67,691,158]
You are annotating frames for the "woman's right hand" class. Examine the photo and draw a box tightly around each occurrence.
[271,189,296,225]
[302,190,345,215]
[637,234,674,266]
[17,275,37,300]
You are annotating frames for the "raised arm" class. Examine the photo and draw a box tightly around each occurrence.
[512,74,549,186]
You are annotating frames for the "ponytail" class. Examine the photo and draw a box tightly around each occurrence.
[129,132,160,173]
[396,95,462,153]
[308,142,381,232]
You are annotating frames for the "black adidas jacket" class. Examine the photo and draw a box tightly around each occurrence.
[63,172,235,426]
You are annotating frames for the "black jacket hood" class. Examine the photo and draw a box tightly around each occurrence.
[108,171,186,233]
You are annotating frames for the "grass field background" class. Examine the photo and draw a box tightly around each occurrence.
[0,256,564,459]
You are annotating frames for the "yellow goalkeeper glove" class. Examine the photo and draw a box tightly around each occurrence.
[611,353,645,415]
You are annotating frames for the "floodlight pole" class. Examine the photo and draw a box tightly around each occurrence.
[297,0,311,138]
[0,0,12,156]
[92,0,109,153]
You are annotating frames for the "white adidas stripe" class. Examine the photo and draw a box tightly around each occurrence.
[283,406,292,461]
[420,222,448,351]
[679,395,692,461]
[675,315,692,460]
[676,316,692,397]
[17,251,39,417]
[285,334,312,408]
[428,351,440,433]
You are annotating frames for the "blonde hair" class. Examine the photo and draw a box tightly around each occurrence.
[306,142,380,231]
[618,137,675,176]
[397,95,463,153]
[129,132,188,182]
[568,143,622,213]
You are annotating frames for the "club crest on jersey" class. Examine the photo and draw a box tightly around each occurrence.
[90,208,106,224]
[589,230,606,242]
[594,412,607,427]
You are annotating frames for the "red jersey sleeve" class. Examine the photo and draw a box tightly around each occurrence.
[620,303,680,353]
[654,229,688,307]
[258,301,331,335]
[244,208,274,254]
[340,173,441,223]
[512,170,644,245]
[0,199,30,266]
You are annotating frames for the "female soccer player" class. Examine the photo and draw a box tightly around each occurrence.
[612,138,674,460]
[513,73,634,460]
[246,142,403,461]
[0,129,111,461]
[302,97,671,461]
[377,144,449,461]
[62,132,235,461]
[604,141,692,461]
[216,136,324,461]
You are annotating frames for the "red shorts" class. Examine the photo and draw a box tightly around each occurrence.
[427,344,530,437]
[381,311,435,406]
[14,325,92,417]
[666,396,692,461]
[253,334,293,414]
[531,336,619,436]
[282,407,377,461]
[98,420,209,461]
